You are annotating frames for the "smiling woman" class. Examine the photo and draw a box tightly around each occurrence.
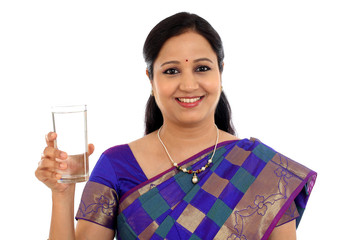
[142,12,232,136]
[35,12,316,240]
[150,31,222,128]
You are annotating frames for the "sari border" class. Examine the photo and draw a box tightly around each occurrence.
[76,217,114,230]
[119,139,240,204]
[261,170,317,240]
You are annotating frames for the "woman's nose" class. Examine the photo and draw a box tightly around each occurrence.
[179,71,199,91]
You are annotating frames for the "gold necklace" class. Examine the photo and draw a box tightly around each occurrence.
[157,125,219,184]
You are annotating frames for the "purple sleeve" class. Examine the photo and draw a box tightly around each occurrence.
[89,151,119,190]
[276,201,300,227]
[75,152,119,230]
[75,144,149,229]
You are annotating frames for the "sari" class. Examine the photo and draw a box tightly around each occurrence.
[76,138,317,240]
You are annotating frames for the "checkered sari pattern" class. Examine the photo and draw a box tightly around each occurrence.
[115,139,316,240]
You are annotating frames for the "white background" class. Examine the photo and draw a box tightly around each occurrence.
[1,0,359,239]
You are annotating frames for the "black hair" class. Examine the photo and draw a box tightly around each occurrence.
[143,12,235,135]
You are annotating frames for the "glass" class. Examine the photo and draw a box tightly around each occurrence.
[51,105,89,183]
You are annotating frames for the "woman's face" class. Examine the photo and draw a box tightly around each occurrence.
[151,31,222,127]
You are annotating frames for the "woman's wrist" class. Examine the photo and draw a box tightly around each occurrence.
[51,185,76,211]
[49,184,76,240]
[51,184,76,200]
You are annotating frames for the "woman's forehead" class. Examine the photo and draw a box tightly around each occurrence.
[154,31,217,66]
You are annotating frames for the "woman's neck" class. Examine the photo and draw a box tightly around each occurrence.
[158,120,219,159]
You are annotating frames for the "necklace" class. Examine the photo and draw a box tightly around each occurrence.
[157,125,219,184]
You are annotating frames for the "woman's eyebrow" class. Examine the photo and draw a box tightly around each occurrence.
[194,58,213,63]
[160,58,213,67]
[160,60,180,67]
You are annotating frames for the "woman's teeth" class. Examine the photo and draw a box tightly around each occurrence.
[177,97,201,103]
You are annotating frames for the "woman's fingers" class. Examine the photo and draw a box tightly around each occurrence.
[35,168,61,182]
[45,132,57,148]
[43,146,67,160]
[36,156,66,182]
[35,165,62,190]
[88,143,95,156]
[37,132,95,191]
[38,156,67,171]
[37,134,68,188]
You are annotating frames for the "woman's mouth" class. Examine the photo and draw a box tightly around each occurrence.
[175,96,204,108]
[177,97,201,103]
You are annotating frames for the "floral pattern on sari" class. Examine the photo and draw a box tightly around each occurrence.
[227,154,293,240]
[78,195,116,217]
[75,181,119,229]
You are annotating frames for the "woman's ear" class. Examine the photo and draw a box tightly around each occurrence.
[146,69,154,94]
[220,62,224,84]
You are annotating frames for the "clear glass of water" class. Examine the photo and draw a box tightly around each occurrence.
[51,105,89,183]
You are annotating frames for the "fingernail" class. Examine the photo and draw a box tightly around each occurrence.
[60,152,67,158]
[60,163,67,169]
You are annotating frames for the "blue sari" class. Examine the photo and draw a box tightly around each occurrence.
[76,139,316,239]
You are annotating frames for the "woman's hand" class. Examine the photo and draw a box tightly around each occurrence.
[35,132,95,194]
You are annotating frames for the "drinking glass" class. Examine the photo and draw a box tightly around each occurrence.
[51,105,89,183]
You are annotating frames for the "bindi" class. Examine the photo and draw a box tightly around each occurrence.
[185,59,188,62]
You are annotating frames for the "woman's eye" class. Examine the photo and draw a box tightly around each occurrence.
[196,66,211,72]
[163,68,179,75]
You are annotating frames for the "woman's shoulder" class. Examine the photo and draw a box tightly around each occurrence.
[100,133,156,158]
[219,130,239,142]
[96,135,153,167]
[92,137,150,182]
[91,141,149,198]
[102,143,131,155]
[128,132,159,155]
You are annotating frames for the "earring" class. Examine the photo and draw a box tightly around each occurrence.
[150,89,154,96]
[221,86,223,92]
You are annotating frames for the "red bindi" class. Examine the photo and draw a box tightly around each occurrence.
[185,59,188,62]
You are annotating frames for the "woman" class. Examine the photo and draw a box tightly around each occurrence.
[36,12,316,240]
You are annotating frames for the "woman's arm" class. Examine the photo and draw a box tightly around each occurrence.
[49,188,76,239]
[75,220,114,239]
[36,133,114,240]
[50,189,115,240]
[268,220,296,240]
[49,191,115,240]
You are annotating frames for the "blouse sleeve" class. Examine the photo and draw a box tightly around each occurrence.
[275,163,317,228]
[75,152,119,230]
[276,201,300,227]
